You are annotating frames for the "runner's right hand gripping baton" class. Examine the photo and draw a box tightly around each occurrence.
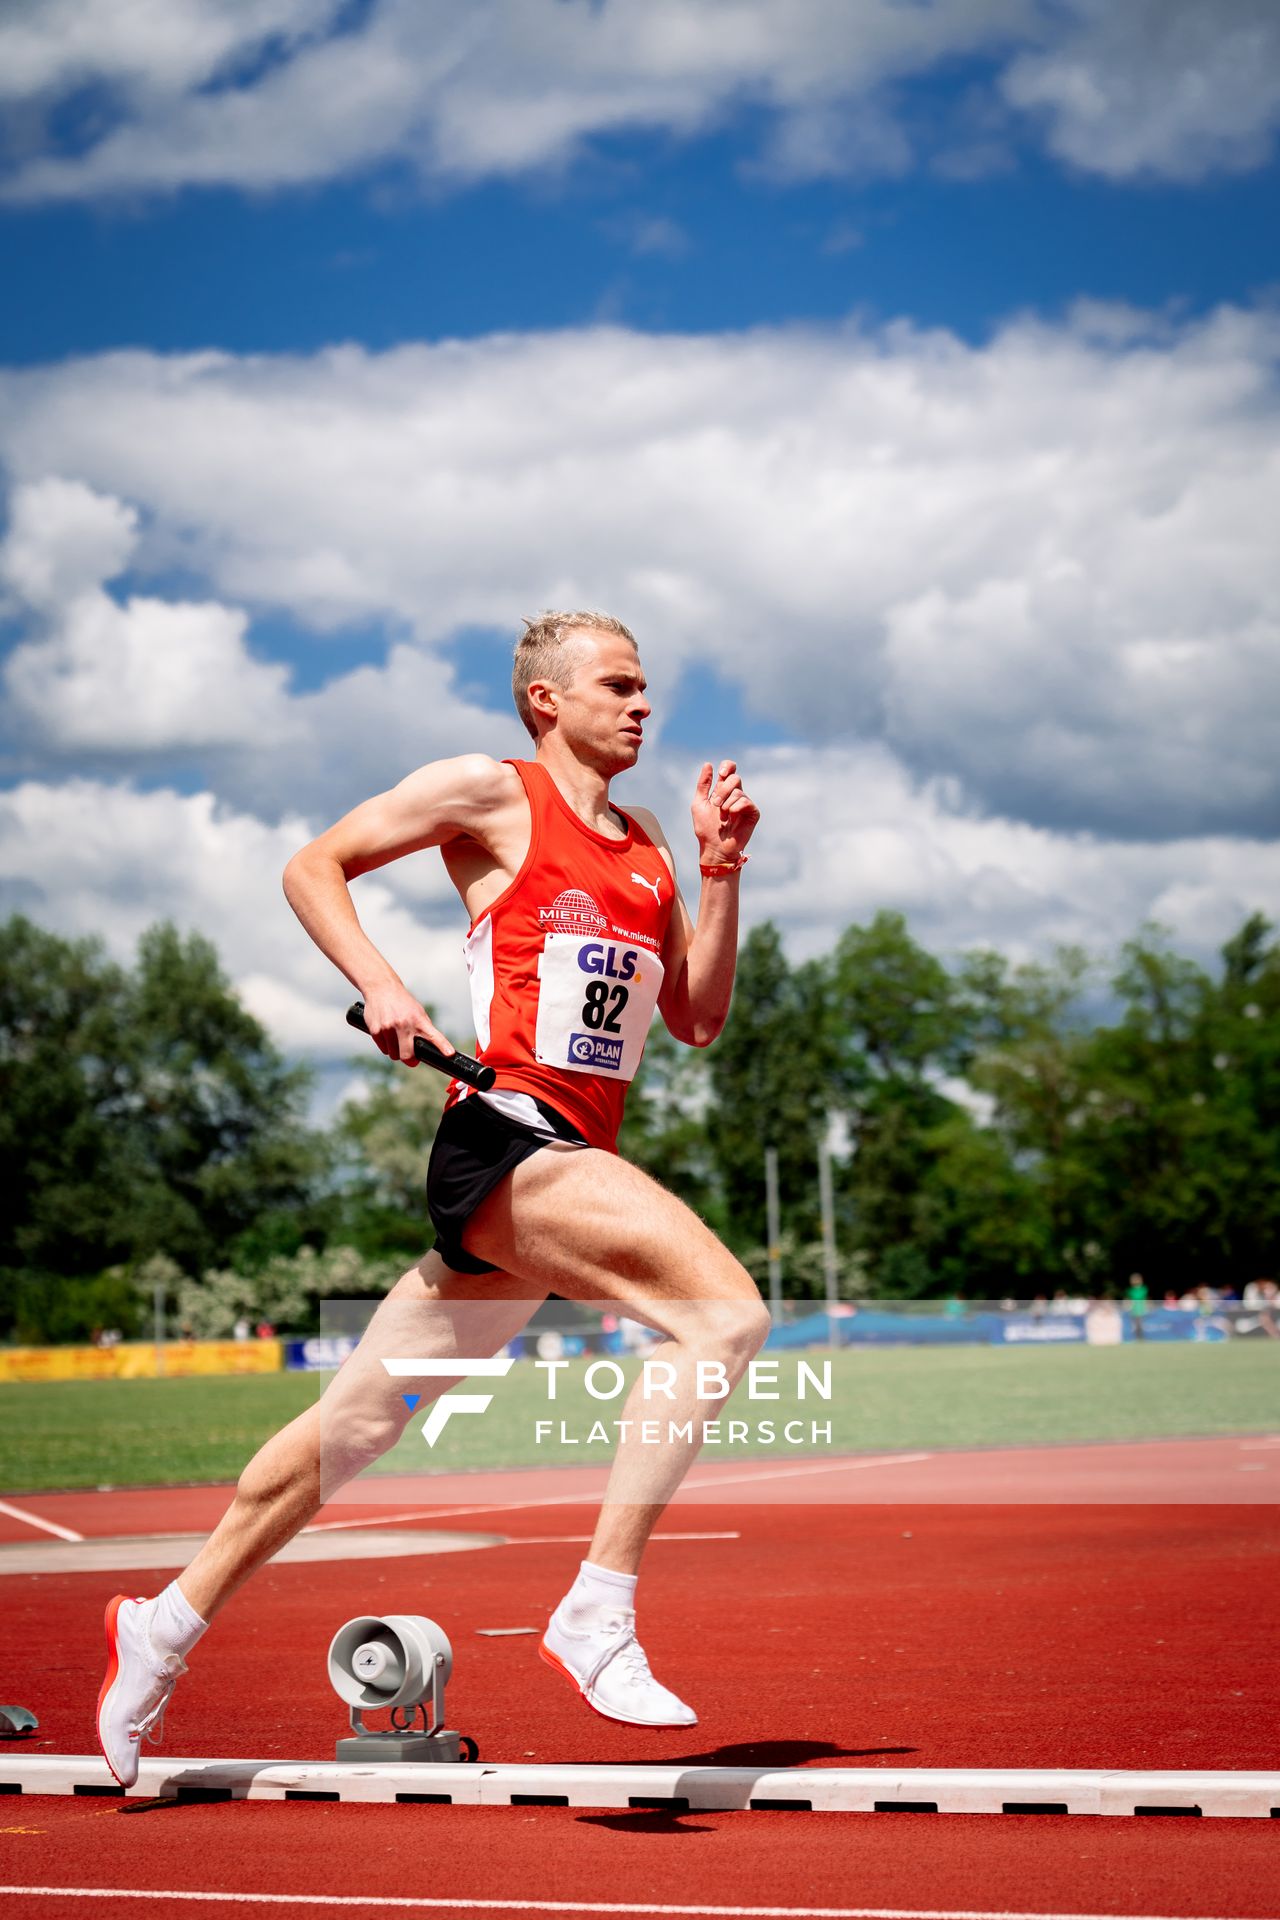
[345,1001,496,1091]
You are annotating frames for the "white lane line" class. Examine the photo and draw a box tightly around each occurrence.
[304,1454,932,1535]
[0,1499,82,1542]
[688,1453,933,1490]
[0,1895,1256,1920]
[499,1531,741,1545]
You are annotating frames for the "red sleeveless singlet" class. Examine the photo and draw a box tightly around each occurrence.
[448,758,673,1151]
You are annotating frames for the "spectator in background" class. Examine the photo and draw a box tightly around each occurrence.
[1242,1278,1279,1339]
[254,1320,274,1340]
[1126,1272,1149,1340]
[233,1317,251,1342]
[1085,1296,1124,1345]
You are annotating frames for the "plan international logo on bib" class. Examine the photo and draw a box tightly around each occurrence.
[569,1031,624,1070]
[539,889,607,935]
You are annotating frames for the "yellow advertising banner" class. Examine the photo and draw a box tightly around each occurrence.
[0,1340,283,1382]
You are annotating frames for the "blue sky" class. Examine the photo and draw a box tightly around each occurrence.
[0,0,1278,1061]
[4,126,1278,363]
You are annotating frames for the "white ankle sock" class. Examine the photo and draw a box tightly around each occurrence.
[559,1559,638,1628]
[149,1580,209,1660]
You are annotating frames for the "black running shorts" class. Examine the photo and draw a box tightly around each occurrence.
[426,1091,587,1274]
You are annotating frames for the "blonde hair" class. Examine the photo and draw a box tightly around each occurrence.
[512,610,637,739]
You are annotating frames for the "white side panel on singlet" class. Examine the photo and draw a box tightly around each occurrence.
[478,1086,576,1138]
[464,913,495,1051]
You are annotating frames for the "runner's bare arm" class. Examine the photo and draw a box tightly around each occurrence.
[282,754,514,1065]
[630,760,759,1048]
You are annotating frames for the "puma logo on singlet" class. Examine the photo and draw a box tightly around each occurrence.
[630,871,662,906]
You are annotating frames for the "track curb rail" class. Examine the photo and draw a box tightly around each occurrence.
[1,1758,1278,1816]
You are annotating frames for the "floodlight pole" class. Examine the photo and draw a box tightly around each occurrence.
[819,1144,839,1347]
[764,1145,782,1322]
[153,1279,166,1378]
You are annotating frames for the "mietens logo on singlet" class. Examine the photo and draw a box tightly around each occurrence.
[538,888,607,935]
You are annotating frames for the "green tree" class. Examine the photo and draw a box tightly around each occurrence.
[618,1026,723,1230]
[826,912,971,1284]
[703,924,832,1252]
[960,944,1098,1288]
[331,1040,448,1258]
[1,916,139,1335]
[911,1112,1054,1297]
[1069,920,1280,1291]
[830,911,969,1095]
[0,915,327,1341]
[117,923,326,1276]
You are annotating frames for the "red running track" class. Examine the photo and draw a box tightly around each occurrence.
[4,1436,1280,1543]
[1,1447,1277,1916]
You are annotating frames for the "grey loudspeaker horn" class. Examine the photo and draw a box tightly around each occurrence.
[326,1614,466,1763]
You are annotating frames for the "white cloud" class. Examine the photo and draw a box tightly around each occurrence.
[0,777,469,1053]
[0,0,336,102]
[2,756,1275,1078]
[0,0,1022,200]
[741,743,1280,965]
[5,590,292,752]
[1002,0,1280,182]
[607,214,692,260]
[0,476,136,611]
[220,637,527,823]
[4,0,1273,200]
[1,478,291,752]
[0,472,519,791]
[1,307,1276,837]
[0,323,1273,1060]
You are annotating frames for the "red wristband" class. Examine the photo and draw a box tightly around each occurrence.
[699,854,749,876]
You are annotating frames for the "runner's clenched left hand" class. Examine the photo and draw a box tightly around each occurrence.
[692,759,759,865]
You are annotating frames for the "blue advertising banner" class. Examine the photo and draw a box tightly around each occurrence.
[762,1306,1213,1350]
[285,1334,361,1371]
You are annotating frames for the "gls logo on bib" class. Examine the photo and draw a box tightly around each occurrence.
[577,942,637,980]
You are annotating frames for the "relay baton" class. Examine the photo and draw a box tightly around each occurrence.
[345,1001,496,1091]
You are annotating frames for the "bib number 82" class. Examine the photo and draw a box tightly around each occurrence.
[581,979,629,1033]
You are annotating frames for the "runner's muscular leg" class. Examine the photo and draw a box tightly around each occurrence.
[177,1252,544,1622]
[464,1145,771,1575]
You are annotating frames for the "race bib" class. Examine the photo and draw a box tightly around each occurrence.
[534,934,665,1081]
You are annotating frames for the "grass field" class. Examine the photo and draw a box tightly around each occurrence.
[1,1341,1276,1492]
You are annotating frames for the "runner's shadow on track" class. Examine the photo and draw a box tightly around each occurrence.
[118,1799,202,1815]
[575,1742,918,1833]
[578,1813,716,1833]
[655,1739,916,1766]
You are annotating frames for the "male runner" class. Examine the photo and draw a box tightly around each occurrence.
[97,610,765,1783]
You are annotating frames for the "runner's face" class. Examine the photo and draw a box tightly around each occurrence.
[560,633,650,772]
